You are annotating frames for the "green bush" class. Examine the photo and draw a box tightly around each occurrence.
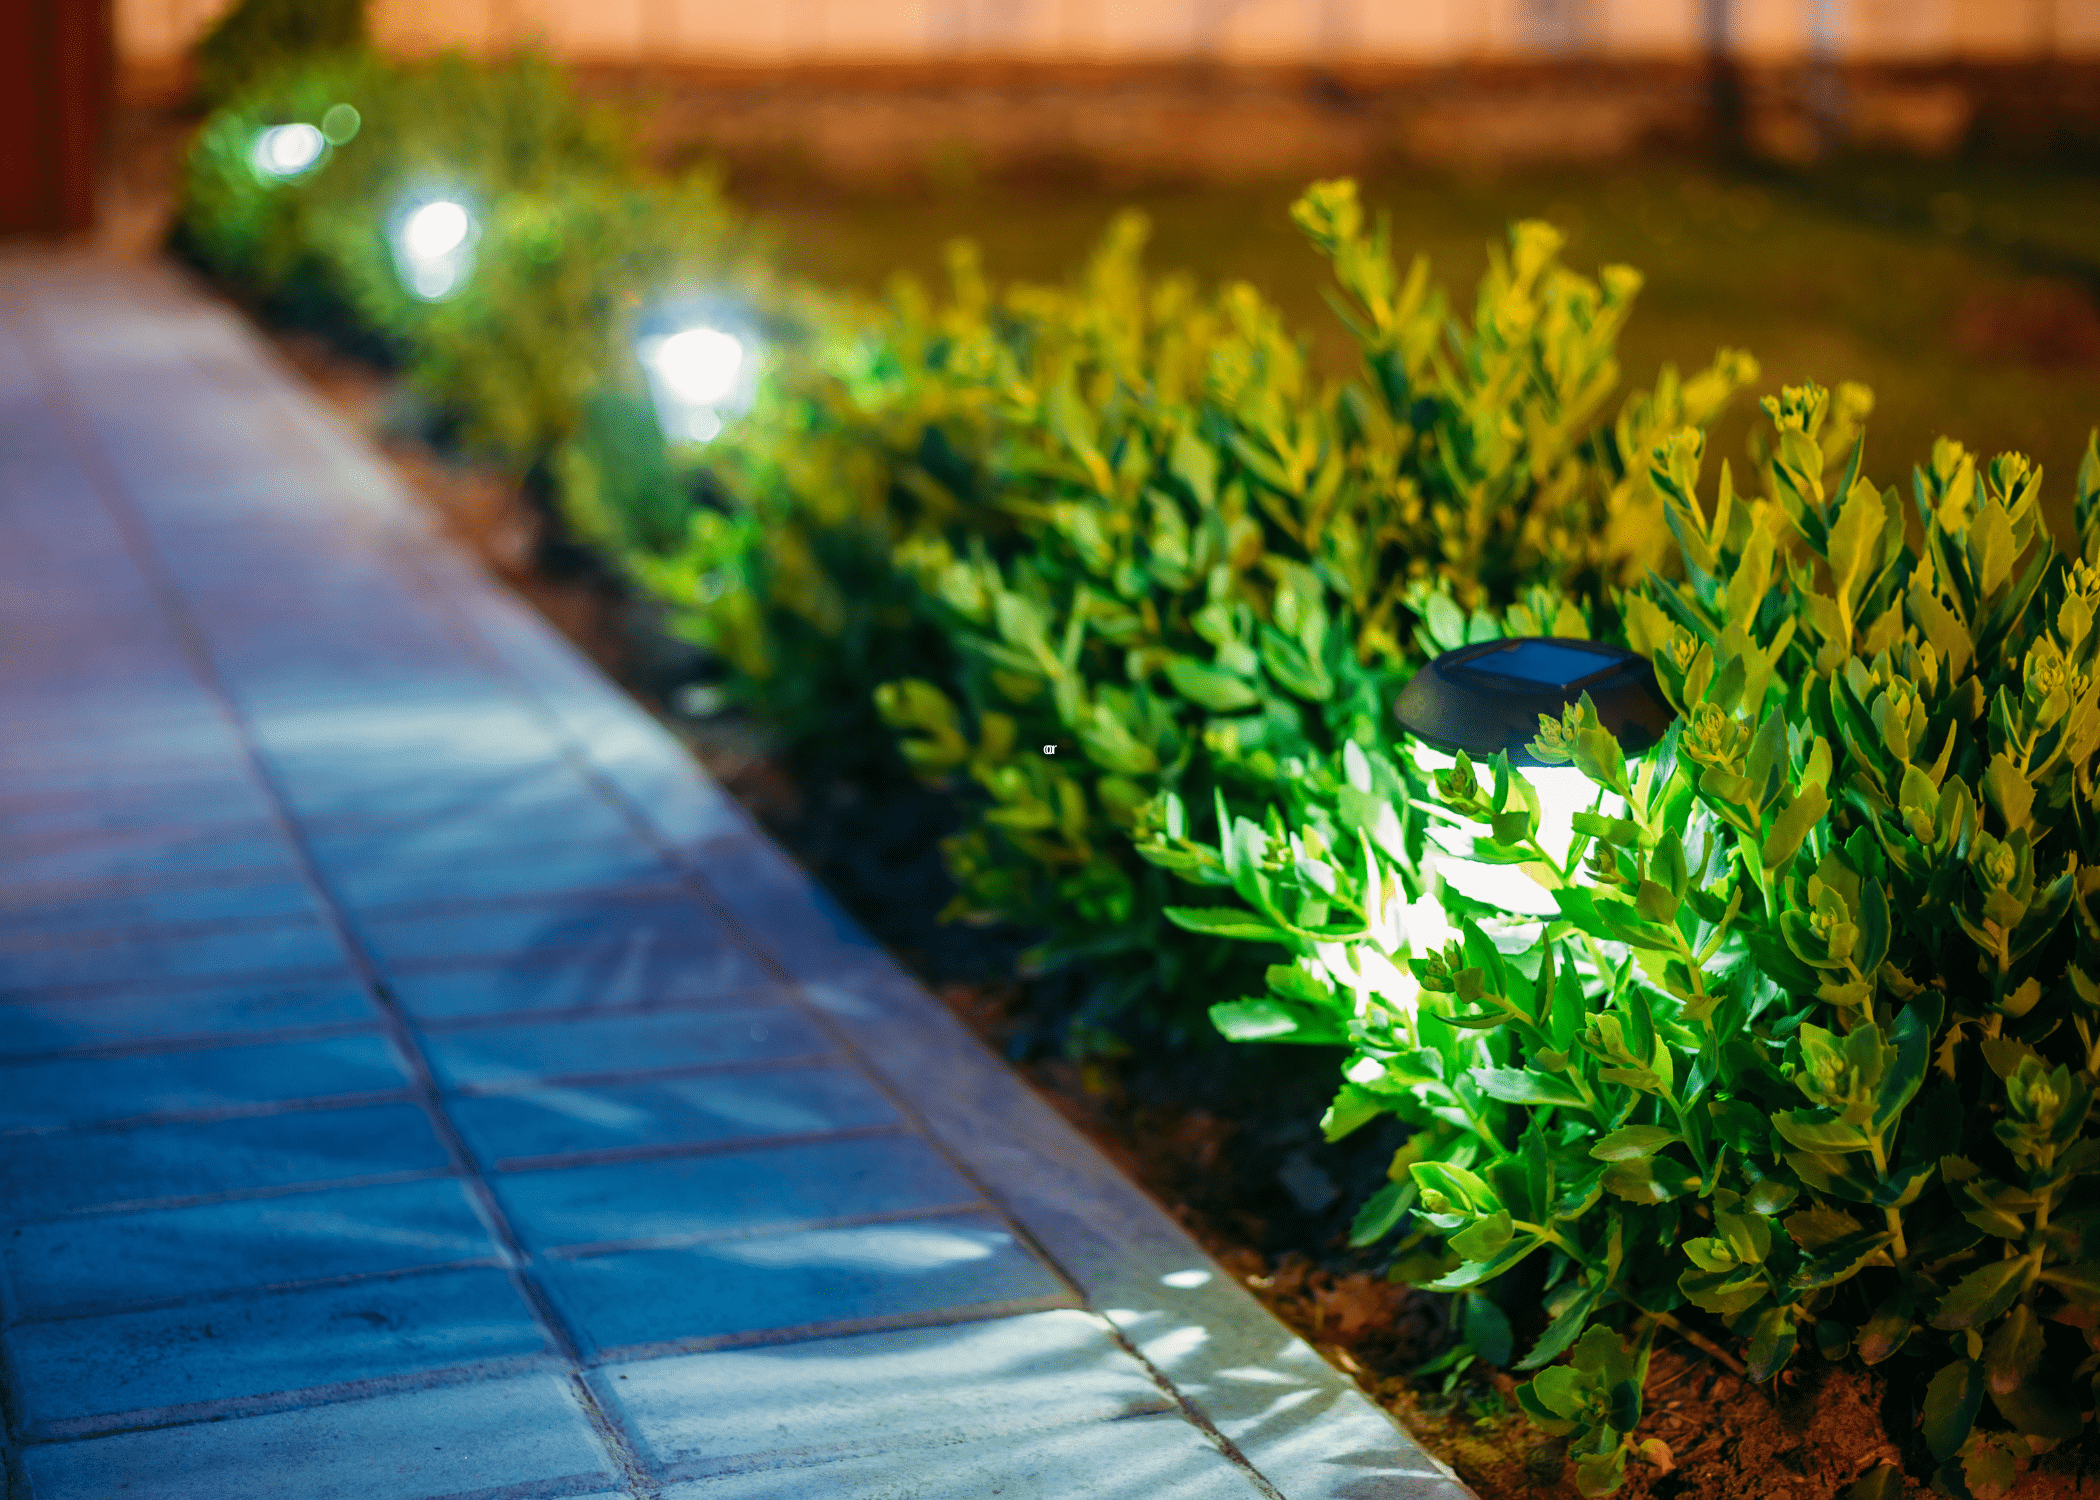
[853,183,1756,1037]
[193,0,366,108]
[632,182,1756,1040]
[1158,387,2100,1495]
[175,50,761,511]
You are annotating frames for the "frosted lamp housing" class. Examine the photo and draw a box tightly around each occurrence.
[388,196,478,303]
[251,123,326,178]
[650,328,744,406]
[1409,744,1606,915]
[636,298,761,445]
[1395,637,1673,766]
[402,201,470,260]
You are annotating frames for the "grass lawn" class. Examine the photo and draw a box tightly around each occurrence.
[745,157,2100,539]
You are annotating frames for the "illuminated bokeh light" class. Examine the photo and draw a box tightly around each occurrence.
[250,124,325,178]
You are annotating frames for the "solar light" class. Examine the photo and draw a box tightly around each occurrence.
[390,197,477,303]
[636,299,760,445]
[1396,637,1675,917]
[250,123,326,179]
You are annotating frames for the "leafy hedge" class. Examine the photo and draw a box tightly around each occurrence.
[182,41,2100,1497]
[176,47,764,540]
[193,0,366,108]
[1161,388,2100,1497]
[636,182,1759,1042]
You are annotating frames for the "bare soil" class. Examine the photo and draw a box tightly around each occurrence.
[272,329,2100,1500]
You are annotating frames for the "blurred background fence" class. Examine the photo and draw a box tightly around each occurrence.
[111,0,2100,178]
[117,0,2100,67]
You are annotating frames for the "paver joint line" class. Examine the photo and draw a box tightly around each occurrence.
[5,286,652,1490]
[376,526,1106,1296]
[0,259,1469,1500]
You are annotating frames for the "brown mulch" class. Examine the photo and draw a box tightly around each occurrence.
[273,328,2100,1500]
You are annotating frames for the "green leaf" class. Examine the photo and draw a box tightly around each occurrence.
[1589,1124,1682,1161]
[1169,428,1217,507]
[1744,708,1788,794]
[1856,1286,1914,1364]
[1871,1157,1937,1210]
[1977,497,2017,596]
[1529,1364,1587,1419]
[1745,1177,1799,1215]
[1745,1305,1797,1382]
[1816,1317,1851,1362]
[1982,750,2035,833]
[1792,1228,1892,1290]
[1269,964,1334,1004]
[1773,1110,1871,1153]
[1516,1282,1601,1370]
[1716,1205,1774,1264]
[1573,725,1628,795]
[1785,1205,1864,1250]
[1462,1295,1515,1367]
[1574,1450,1628,1498]
[1852,876,1891,976]
[1848,1463,1904,1500]
[1922,1358,1984,1461]
[1321,1081,1383,1141]
[1208,999,1345,1044]
[2039,1261,2100,1304]
[1164,655,1259,711]
[1930,1254,2037,1330]
[1413,1161,1503,1217]
[1961,1431,2026,1500]
[1572,810,1641,846]
[1678,1262,1769,1317]
[1349,1180,1412,1246]
[1651,829,1689,897]
[1988,1377,2082,1441]
[1473,1067,1587,1108]
[1601,1156,1695,1204]
[1258,626,1334,701]
[1515,1378,1579,1436]
[1450,1209,1515,1262]
[1608,1378,1642,1433]
[1425,1237,1541,1291]
[1985,1303,2043,1396]
[1762,784,1831,873]
[1635,879,1681,924]
[1874,999,1933,1130]
[1166,906,1289,943]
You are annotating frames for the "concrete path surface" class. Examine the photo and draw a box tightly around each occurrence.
[0,254,1471,1500]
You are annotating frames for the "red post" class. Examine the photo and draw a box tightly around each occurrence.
[0,0,114,235]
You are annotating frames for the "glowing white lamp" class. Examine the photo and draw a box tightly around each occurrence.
[637,301,759,445]
[1411,744,1605,917]
[390,198,477,303]
[1394,637,1674,920]
[653,328,744,405]
[251,123,326,179]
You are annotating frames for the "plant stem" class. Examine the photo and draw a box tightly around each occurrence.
[1645,1309,1748,1377]
[1867,1137,1909,1258]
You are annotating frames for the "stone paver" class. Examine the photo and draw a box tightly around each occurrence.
[0,254,1471,1499]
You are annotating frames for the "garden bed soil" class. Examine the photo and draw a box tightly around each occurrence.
[269,330,2100,1500]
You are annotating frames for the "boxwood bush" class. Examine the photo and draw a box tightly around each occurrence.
[174,46,1766,1061]
[640,181,1759,1042]
[177,39,2100,1495]
[176,48,764,535]
[1154,386,2100,1496]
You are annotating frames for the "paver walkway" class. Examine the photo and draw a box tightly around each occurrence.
[0,254,1470,1500]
